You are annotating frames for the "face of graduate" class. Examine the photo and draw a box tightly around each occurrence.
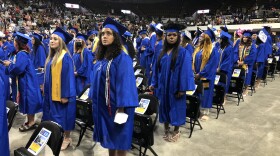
[252,34,257,40]
[101,28,114,46]
[31,37,35,45]
[199,34,205,43]
[50,34,60,49]
[243,37,248,43]
[166,32,178,44]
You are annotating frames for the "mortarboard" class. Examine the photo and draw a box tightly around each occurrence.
[258,30,267,43]
[220,30,231,39]
[123,31,133,38]
[195,27,203,36]
[87,30,98,37]
[102,17,127,35]
[139,30,147,35]
[33,33,43,41]
[243,30,252,38]
[155,23,164,32]
[76,33,88,42]
[15,32,31,44]
[220,25,228,32]
[163,22,185,33]
[52,27,73,44]
[182,30,192,40]
[204,27,216,42]
[69,27,78,34]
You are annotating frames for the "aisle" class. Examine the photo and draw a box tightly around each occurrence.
[9,78,280,156]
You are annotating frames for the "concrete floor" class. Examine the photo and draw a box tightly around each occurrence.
[9,77,280,156]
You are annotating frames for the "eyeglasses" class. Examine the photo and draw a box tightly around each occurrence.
[167,33,178,37]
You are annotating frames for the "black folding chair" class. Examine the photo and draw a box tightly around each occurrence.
[262,63,269,87]
[227,67,246,106]
[6,100,18,131]
[135,74,148,94]
[14,121,64,156]
[248,71,257,96]
[212,72,227,119]
[186,80,203,138]
[267,57,277,81]
[75,85,94,147]
[132,94,159,156]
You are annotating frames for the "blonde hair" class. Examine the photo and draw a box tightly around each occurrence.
[45,35,71,68]
[192,34,213,71]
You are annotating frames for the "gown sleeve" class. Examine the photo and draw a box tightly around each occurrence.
[199,48,219,80]
[37,45,47,68]
[244,44,257,66]
[178,49,195,91]
[61,53,76,98]
[6,52,28,76]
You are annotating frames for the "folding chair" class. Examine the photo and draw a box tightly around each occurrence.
[262,64,269,87]
[227,67,246,106]
[248,71,257,96]
[267,57,277,81]
[14,121,64,156]
[75,85,94,147]
[6,100,18,131]
[132,94,159,156]
[135,74,148,94]
[212,72,227,119]
[186,80,203,138]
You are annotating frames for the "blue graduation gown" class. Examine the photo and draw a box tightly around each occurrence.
[0,76,9,156]
[184,44,194,56]
[233,39,241,64]
[146,33,156,84]
[43,53,76,130]
[89,51,138,150]
[31,45,47,85]
[218,45,233,93]
[5,51,42,114]
[138,37,150,68]
[0,48,10,100]
[256,43,266,78]
[73,48,93,96]
[242,44,257,85]
[8,53,17,102]
[194,48,219,108]
[151,40,163,98]
[43,38,50,56]
[136,37,142,61]
[67,40,75,56]
[3,41,15,58]
[151,47,195,126]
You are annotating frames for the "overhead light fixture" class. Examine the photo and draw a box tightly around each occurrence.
[121,10,131,14]
[197,9,210,14]
[65,3,79,9]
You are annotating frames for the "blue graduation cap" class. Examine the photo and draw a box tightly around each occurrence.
[102,17,127,35]
[87,30,98,37]
[163,23,186,33]
[149,23,156,30]
[139,30,147,35]
[123,31,133,38]
[220,25,228,32]
[15,32,31,44]
[52,27,73,44]
[195,27,203,36]
[204,27,216,42]
[243,30,252,38]
[69,27,78,34]
[220,30,231,39]
[33,33,43,41]
[76,33,88,42]
[182,30,192,40]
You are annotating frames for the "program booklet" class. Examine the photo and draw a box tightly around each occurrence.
[133,61,137,67]
[79,88,90,100]
[136,77,143,87]
[186,85,198,95]
[214,75,220,85]
[134,69,142,75]
[28,128,52,155]
[135,98,150,114]
[232,69,241,78]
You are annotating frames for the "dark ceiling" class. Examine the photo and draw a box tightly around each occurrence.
[60,0,272,18]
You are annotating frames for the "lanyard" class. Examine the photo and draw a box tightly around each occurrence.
[105,59,113,116]
[218,48,225,69]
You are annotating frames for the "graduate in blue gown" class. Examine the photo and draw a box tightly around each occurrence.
[217,31,234,94]
[89,17,138,155]
[31,33,47,86]
[67,27,78,56]
[2,36,16,59]
[73,33,93,96]
[193,28,219,121]
[262,26,272,57]
[0,74,9,156]
[181,30,194,56]
[151,23,164,98]
[138,30,150,76]
[192,27,203,48]
[43,27,76,150]
[150,22,195,142]
[3,32,42,132]
[255,30,268,88]
[235,30,257,96]
[136,35,142,61]
[122,31,136,60]
[146,24,157,84]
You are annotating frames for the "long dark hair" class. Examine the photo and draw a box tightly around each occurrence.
[241,37,252,46]
[124,40,136,59]
[96,30,123,60]
[220,37,230,49]
[157,32,181,71]
[32,37,45,55]
[15,39,30,53]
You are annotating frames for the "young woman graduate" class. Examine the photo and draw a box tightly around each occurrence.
[73,33,93,96]
[3,32,42,132]
[255,30,267,88]
[235,30,257,96]
[193,27,219,121]
[217,31,234,95]
[181,30,194,56]
[0,74,9,156]
[31,33,47,86]
[43,27,76,150]
[149,22,195,142]
[89,17,138,156]
[138,29,150,78]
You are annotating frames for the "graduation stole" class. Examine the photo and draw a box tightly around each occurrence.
[218,48,225,69]
[122,45,128,54]
[105,59,113,116]
[51,49,67,102]
[238,44,251,70]
[92,37,99,52]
